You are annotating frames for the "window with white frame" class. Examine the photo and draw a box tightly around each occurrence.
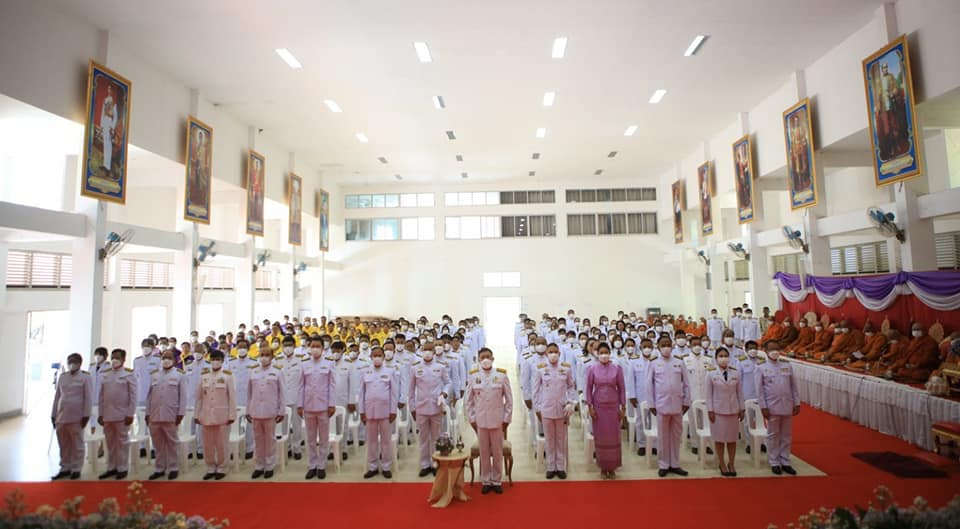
[829,242,890,275]
[199,265,235,290]
[5,250,72,288]
[501,215,556,237]
[771,253,803,275]
[119,259,174,289]
[935,231,960,270]
[347,193,434,209]
[400,217,436,240]
[445,216,501,239]
[565,187,656,203]
[444,191,501,206]
[568,213,655,236]
[483,272,521,288]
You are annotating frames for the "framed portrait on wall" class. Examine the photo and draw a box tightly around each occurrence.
[80,61,132,204]
[288,173,302,246]
[245,149,265,236]
[318,189,330,252]
[672,179,684,244]
[732,134,756,224]
[697,161,713,236]
[183,116,213,223]
[782,98,819,210]
[862,35,923,186]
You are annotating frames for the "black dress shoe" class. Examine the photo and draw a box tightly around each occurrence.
[359,440,365,446]
[115,471,128,480]
[546,471,556,479]
[188,453,193,460]
[294,453,302,460]
[245,452,254,460]
[730,471,737,477]
[98,470,117,480]
[637,447,646,456]
[652,448,657,455]
[761,444,767,453]
[214,473,225,480]
[196,453,204,460]
[771,466,783,475]
[342,452,349,461]
[140,448,147,458]
[347,440,354,446]
[746,445,751,454]
[251,470,264,479]
[305,469,317,479]
[493,485,503,494]
[691,446,698,455]
[363,470,379,479]
[419,467,433,477]
[706,447,714,455]
[481,485,492,494]
[288,450,293,458]
[51,470,70,481]
[782,465,797,475]
[167,471,178,480]
[203,473,215,480]
[149,472,165,480]
[556,471,567,479]
[669,467,688,476]
[317,469,326,479]
[69,472,81,480]
[658,469,668,477]
[431,467,437,476]
[264,470,274,479]
[151,450,156,459]
[327,453,334,460]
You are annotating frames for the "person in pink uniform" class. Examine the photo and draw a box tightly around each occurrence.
[407,344,451,477]
[359,347,400,479]
[756,339,801,475]
[466,347,513,495]
[246,348,285,479]
[97,348,136,480]
[585,342,626,480]
[146,350,188,480]
[299,337,337,480]
[195,348,235,481]
[647,337,691,478]
[706,347,744,477]
[51,353,93,480]
[532,343,576,479]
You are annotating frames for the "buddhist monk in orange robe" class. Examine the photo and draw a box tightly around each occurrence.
[798,322,833,358]
[868,330,903,376]
[826,321,865,364]
[846,322,886,370]
[785,319,814,354]
[812,323,847,361]
[760,317,788,346]
[890,322,941,384]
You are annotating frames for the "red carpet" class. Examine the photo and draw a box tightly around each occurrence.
[2,406,958,529]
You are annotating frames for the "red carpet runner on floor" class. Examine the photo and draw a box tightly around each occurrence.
[2,406,958,529]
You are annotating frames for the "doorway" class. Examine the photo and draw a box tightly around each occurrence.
[24,310,71,416]
[482,297,522,349]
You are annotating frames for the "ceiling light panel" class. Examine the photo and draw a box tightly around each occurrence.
[274,48,302,69]
[624,125,638,136]
[413,41,432,63]
[552,37,568,59]
[684,35,708,57]
[542,91,556,107]
[355,133,369,143]
[649,89,667,104]
[323,100,342,113]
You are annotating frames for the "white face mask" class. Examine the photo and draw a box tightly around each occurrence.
[912,330,923,338]
[815,326,823,332]
[747,349,758,358]
[613,341,623,348]
[259,356,271,367]
[422,351,434,362]
[323,340,332,348]
[566,337,575,344]
[547,352,560,363]
[142,347,152,356]
[310,347,323,359]
[68,362,81,373]
[372,357,383,367]
[724,337,734,346]
[385,350,395,361]
[642,347,653,356]
[655,326,663,332]
[237,348,248,357]
[717,357,730,368]
[211,360,223,370]
[578,339,587,347]
[111,359,123,369]
[349,352,358,360]
[598,353,611,363]
[659,347,672,358]
[282,346,294,355]
[480,358,493,370]
[161,358,174,369]
[444,344,452,352]
[767,350,781,361]
[360,343,370,351]
[676,339,687,347]
[191,336,199,343]
[535,344,547,353]
[625,346,636,354]
[692,346,703,355]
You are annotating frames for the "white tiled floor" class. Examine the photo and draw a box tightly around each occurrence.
[0,359,823,483]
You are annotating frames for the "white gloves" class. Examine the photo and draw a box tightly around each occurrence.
[564,402,575,418]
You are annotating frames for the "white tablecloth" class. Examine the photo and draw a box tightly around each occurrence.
[791,360,960,450]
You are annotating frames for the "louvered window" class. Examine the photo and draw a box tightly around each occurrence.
[5,250,71,288]
[199,265,235,290]
[935,232,960,270]
[119,259,173,289]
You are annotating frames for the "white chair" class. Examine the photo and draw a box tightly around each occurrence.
[534,416,546,470]
[328,406,346,472]
[176,409,197,471]
[228,406,247,471]
[682,412,690,449]
[397,405,411,450]
[626,401,637,446]
[639,401,658,468]
[83,405,105,473]
[274,407,292,472]
[580,404,595,468]
[453,399,465,440]
[389,415,400,473]
[128,407,151,472]
[347,410,361,454]
[744,399,768,467]
[692,399,712,469]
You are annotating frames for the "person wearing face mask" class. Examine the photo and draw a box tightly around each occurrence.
[145,351,187,481]
[134,339,161,408]
[299,338,338,480]
[824,320,866,364]
[467,348,512,494]
[889,322,940,383]
[194,349,236,481]
[706,347,744,477]
[521,337,549,450]
[729,308,744,345]
[706,310,724,344]
[683,336,716,454]
[756,340,800,475]
[245,348,284,479]
[227,339,256,460]
[407,342,451,477]
[358,347,400,479]
[96,348,136,480]
[846,323,887,371]
[812,321,854,362]
[626,338,656,456]
[740,310,760,346]
[785,318,815,356]
[277,336,305,461]
[672,331,692,359]
[382,342,410,420]
[50,353,93,481]
[797,321,834,358]
[532,343,576,479]
[646,338,691,477]
[585,343,626,480]
[575,338,598,398]
[88,346,109,433]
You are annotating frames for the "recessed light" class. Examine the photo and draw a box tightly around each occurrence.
[542,91,556,107]
[684,35,708,57]
[455,154,463,162]
[532,152,541,160]
[528,171,536,176]
[355,133,369,143]
[446,130,456,140]
[624,125,638,136]
[649,89,667,104]
[536,127,547,138]
[432,95,446,109]
[323,100,342,113]
[608,151,618,158]
[461,172,468,179]
[594,169,603,175]
[394,174,403,181]
[274,48,302,69]
[413,41,432,63]
[552,37,568,59]
[377,157,388,164]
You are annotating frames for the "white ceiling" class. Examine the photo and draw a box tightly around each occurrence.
[43,0,886,185]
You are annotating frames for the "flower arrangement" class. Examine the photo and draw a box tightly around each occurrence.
[0,481,229,529]
[768,486,960,529]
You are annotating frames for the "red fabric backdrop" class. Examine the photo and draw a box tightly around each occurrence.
[780,294,960,336]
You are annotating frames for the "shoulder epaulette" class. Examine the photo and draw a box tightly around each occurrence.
[412,360,421,365]
[125,367,133,372]
[177,368,185,374]
[628,354,639,360]
[729,366,738,370]
[706,366,717,371]
[537,363,546,369]
[560,362,571,367]
[223,370,233,375]
[149,369,158,375]
[81,370,90,374]
[780,358,790,362]
[496,367,507,373]
[303,358,312,363]
[758,358,767,364]
[201,368,210,374]
[469,368,479,374]
[346,358,354,363]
